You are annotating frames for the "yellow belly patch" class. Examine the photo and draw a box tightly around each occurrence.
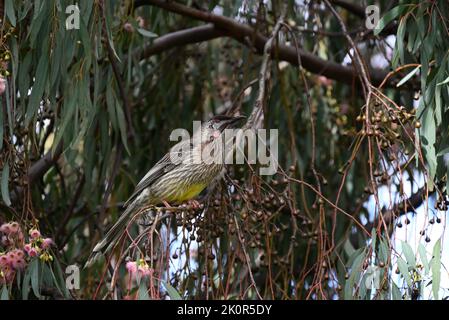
[169,183,207,203]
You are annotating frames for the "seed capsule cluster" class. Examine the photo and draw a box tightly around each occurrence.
[357,105,418,150]
[166,167,315,275]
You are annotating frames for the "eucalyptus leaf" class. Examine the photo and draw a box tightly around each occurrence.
[138,282,150,300]
[30,259,41,298]
[1,163,11,206]
[5,0,16,26]
[1,285,8,300]
[418,243,430,274]
[432,239,441,300]
[374,5,409,36]
[396,66,420,87]
[401,241,416,268]
[397,257,412,287]
[162,281,183,300]
[137,28,158,38]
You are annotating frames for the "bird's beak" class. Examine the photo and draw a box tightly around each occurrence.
[219,115,246,131]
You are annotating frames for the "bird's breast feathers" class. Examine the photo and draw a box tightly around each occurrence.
[172,182,208,203]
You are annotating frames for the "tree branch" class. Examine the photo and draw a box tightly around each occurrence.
[27,143,63,184]
[351,186,429,247]
[135,0,390,86]
[134,24,225,58]
[9,142,64,204]
[380,186,429,226]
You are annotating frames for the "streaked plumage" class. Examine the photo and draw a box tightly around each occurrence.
[86,115,244,266]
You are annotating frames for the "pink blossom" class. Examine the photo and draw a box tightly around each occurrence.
[9,222,20,234]
[23,243,31,253]
[41,238,54,249]
[0,223,11,234]
[12,258,26,270]
[124,22,134,33]
[6,251,16,261]
[13,249,24,258]
[29,229,40,239]
[0,77,6,96]
[0,266,14,284]
[138,264,153,277]
[28,247,39,257]
[0,255,8,266]
[126,261,137,275]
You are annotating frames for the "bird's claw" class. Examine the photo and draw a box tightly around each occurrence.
[187,199,202,210]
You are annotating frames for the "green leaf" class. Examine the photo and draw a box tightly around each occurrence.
[49,33,63,89]
[18,1,32,21]
[397,257,412,287]
[5,0,16,26]
[137,28,158,38]
[396,66,420,87]
[106,83,117,130]
[344,249,366,299]
[1,285,8,300]
[391,282,402,300]
[4,78,13,137]
[53,259,71,298]
[418,243,430,274]
[53,84,78,150]
[401,241,416,267]
[30,259,41,298]
[396,18,406,66]
[26,51,49,126]
[406,21,417,52]
[432,239,441,300]
[138,281,150,300]
[0,100,3,151]
[344,239,355,257]
[103,7,121,63]
[374,5,409,36]
[378,238,390,263]
[435,83,442,126]
[22,266,31,300]
[162,281,182,300]
[437,76,449,86]
[421,107,437,187]
[115,100,130,154]
[48,264,65,297]
[1,163,11,206]
[79,18,92,70]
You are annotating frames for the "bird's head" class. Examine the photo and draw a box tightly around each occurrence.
[200,114,246,144]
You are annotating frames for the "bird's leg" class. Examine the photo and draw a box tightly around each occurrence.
[162,200,172,208]
[187,199,201,210]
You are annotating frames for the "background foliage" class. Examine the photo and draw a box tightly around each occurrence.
[0,0,448,299]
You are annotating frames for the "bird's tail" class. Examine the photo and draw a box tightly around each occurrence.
[85,201,138,267]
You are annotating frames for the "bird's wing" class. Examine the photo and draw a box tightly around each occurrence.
[124,139,193,206]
